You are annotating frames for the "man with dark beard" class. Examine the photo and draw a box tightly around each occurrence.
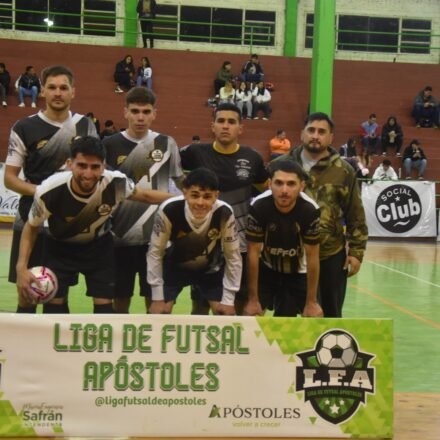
[272,112,368,317]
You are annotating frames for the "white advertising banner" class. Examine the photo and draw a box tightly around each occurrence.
[361,180,436,237]
[0,163,19,222]
[0,315,393,438]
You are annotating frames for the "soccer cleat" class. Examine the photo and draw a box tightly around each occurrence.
[18,102,25,107]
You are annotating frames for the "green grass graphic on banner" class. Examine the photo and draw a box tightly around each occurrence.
[0,394,36,437]
[256,317,393,438]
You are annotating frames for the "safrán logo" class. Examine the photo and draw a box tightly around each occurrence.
[375,184,421,233]
[295,330,375,425]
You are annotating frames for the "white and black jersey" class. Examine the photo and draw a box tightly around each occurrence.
[28,170,135,243]
[246,190,320,274]
[104,130,183,245]
[147,196,242,303]
[6,111,97,185]
[179,143,268,252]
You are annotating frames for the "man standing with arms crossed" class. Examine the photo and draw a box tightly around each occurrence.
[4,65,97,313]
[179,103,268,314]
[274,112,368,317]
[104,87,183,313]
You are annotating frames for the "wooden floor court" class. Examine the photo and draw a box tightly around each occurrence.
[0,229,439,439]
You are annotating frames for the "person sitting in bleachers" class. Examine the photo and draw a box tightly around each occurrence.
[359,113,380,155]
[15,65,41,108]
[214,61,234,96]
[136,56,153,90]
[372,159,398,180]
[403,139,427,180]
[0,62,11,107]
[412,86,439,128]
[339,137,357,158]
[234,81,253,119]
[219,81,235,105]
[252,81,271,120]
[240,54,264,86]
[100,120,118,139]
[381,115,403,157]
[114,55,135,93]
[269,129,291,160]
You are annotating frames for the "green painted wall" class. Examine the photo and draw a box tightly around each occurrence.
[124,0,138,47]
[284,0,299,57]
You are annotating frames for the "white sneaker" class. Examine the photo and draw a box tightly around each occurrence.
[114,86,123,93]
[253,116,259,120]
[18,102,25,107]
[31,102,36,108]
[262,117,269,120]
[2,101,6,107]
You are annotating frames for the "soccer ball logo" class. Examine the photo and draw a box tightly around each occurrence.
[30,266,58,304]
[316,330,358,368]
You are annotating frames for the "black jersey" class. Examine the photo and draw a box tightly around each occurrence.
[246,190,320,274]
[29,170,135,243]
[104,130,183,245]
[6,111,97,184]
[179,143,268,251]
[147,196,241,302]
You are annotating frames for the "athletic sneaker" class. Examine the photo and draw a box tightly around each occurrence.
[253,116,259,120]
[31,102,36,108]
[2,101,6,107]
[396,152,401,157]
[114,86,123,93]
[18,102,25,107]
[262,117,269,120]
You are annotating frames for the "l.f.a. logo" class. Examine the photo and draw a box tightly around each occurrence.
[296,330,375,424]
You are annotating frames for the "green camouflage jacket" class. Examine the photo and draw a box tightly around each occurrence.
[277,146,368,262]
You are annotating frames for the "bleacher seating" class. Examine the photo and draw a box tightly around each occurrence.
[0,39,438,178]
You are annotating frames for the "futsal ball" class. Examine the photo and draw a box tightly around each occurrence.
[316,330,358,368]
[29,266,58,304]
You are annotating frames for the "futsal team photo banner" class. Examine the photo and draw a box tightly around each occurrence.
[361,180,436,237]
[0,315,393,438]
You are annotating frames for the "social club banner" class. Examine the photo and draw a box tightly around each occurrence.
[362,180,436,237]
[0,315,393,438]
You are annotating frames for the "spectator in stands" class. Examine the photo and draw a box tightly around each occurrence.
[136,56,153,90]
[339,137,357,158]
[381,115,403,157]
[240,54,264,86]
[191,135,201,143]
[269,129,291,160]
[252,81,271,120]
[100,120,118,139]
[137,0,157,49]
[356,150,372,178]
[359,113,380,155]
[219,81,235,105]
[0,62,10,107]
[86,112,100,134]
[403,139,427,180]
[214,61,234,96]
[372,159,398,180]
[15,65,41,108]
[235,81,252,119]
[114,55,135,93]
[412,86,439,128]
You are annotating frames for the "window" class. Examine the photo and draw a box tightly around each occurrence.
[83,0,116,37]
[51,0,81,35]
[401,19,431,54]
[180,6,210,42]
[212,8,242,45]
[305,13,314,49]
[338,16,399,53]
[155,4,178,41]
[244,10,275,46]
[16,0,47,32]
[0,0,12,29]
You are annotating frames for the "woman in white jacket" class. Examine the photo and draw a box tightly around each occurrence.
[235,81,253,119]
[136,56,153,90]
[252,81,271,120]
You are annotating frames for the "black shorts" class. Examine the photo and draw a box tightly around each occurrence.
[8,228,47,283]
[44,233,115,299]
[191,253,247,304]
[113,244,151,298]
[258,262,307,317]
[163,264,223,303]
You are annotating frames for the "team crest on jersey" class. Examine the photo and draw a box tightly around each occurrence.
[207,228,220,241]
[97,204,112,216]
[235,158,251,180]
[36,140,49,150]
[150,149,164,162]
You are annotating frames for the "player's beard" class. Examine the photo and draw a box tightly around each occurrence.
[48,99,70,113]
